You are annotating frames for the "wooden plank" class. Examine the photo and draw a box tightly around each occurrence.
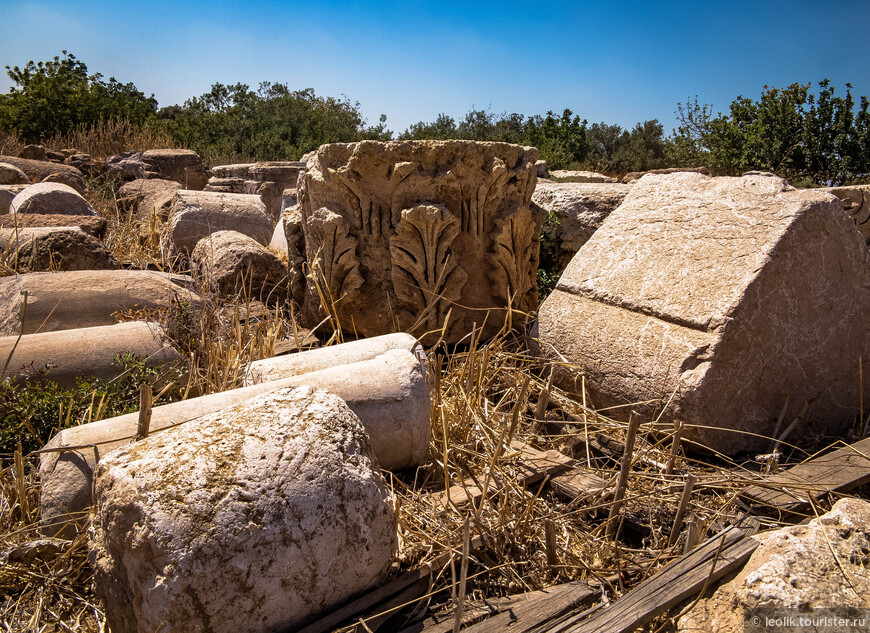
[400,582,599,633]
[741,437,870,512]
[540,527,758,633]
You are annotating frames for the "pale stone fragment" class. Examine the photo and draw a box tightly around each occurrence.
[10,183,97,216]
[534,172,870,454]
[142,148,209,190]
[549,169,616,183]
[621,166,710,183]
[0,226,119,272]
[0,155,87,194]
[90,385,397,633]
[118,178,181,221]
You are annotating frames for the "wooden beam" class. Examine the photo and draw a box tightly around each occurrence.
[741,437,870,513]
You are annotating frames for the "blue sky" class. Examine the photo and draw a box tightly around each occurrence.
[1,1,868,135]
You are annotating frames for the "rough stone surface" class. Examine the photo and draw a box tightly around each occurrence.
[0,213,107,239]
[63,153,101,177]
[142,148,209,190]
[270,193,304,303]
[118,178,182,221]
[0,270,203,336]
[0,162,29,185]
[166,190,273,256]
[211,163,254,179]
[0,227,119,272]
[207,162,305,220]
[621,166,710,183]
[533,172,870,454]
[41,347,429,531]
[21,145,48,161]
[192,230,289,302]
[549,169,617,183]
[299,140,540,342]
[105,151,146,180]
[535,160,550,179]
[823,184,870,245]
[679,498,870,633]
[0,155,87,195]
[533,181,632,269]
[0,185,28,213]
[0,321,180,387]
[10,183,97,216]
[90,385,397,633]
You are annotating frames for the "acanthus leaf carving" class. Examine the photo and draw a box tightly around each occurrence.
[487,205,538,311]
[306,206,363,304]
[390,204,467,331]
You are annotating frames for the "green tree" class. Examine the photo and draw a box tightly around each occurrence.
[0,51,157,143]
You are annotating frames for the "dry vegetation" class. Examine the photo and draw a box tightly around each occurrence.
[1,132,866,633]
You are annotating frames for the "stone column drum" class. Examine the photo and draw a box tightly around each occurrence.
[299,140,541,342]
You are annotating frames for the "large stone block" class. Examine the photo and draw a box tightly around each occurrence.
[40,347,429,532]
[0,270,202,336]
[166,190,273,256]
[0,321,180,386]
[0,155,87,195]
[142,148,209,190]
[0,213,107,239]
[0,227,119,272]
[10,182,97,216]
[118,178,181,221]
[533,181,632,269]
[679,498,870,632]
[534,173,870,454]
[299,140,540,342]
[90,385,397,633]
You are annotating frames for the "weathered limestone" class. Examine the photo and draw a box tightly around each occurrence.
[533,181,632,269]
[549,169,617,183]
[244,331,423,384]
[142,148,209,190]
[206,162,305,220]
[533,173,870,454]
[117,178,181,221]
[191,230,288,301]
[40,347,429,532]
[90,385,397,633]
[822,184,870,245]
[105,151,146,180]
[0,227,119,272]
[621,166,710,183]
[20,145,48,161]
[299,140,541,342]
[0,185,28,213]
[0,162,29,185]
[679,498,870,633]
[63,153,101,177]
[0,321,180,386]
[166,190,273,256]
[0,270,202,336]
[0,213,107,239]
[0,155,87,195]
[269,193,305,302]
[10,183,97,216]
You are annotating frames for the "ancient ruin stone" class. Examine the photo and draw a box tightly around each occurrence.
[142,148,209,190]
[823,184,870,244]
[621,166,710,183]
[211,163,254,178]
[533,181,632,269]
[549,169,617,183]
[191,230,289,302]
[90,385,397,633]
[0,321,180,387]
[105,151,146,180]
[299,140,540,342]
[207,162,305,220]
[10,183,97,216]
[63,153,101,177]
[679,498,870,633]
[118,178,181,221]
[0,270,202,336]
[535,160,550,179]
[0,227,120,272]
[533,172,870,455]
[0,162,29,185]
[0,213,107,239]
[0,185,28,214]
[0,155,87,194]
[166,190,273,256]
[20,145,48,161]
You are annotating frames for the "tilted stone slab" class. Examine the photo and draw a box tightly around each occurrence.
[0,321,180,386]
[534,172,870,455]
[166,190,273,256]
[0,270,202,336]
[533,181,632,269]
[40,348,429,532]
[299,140,541,342]
[90,385,397,633]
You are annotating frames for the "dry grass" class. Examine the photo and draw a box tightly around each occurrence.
[43,119,177,161]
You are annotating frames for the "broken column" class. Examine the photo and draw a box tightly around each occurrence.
[299,140,541,342]
[90,385,397,633]
[0,227,120,272]
[0,321,181,386]
[534,172,870,455]
[40,345,429,532]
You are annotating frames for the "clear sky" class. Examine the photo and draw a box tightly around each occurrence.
[1,0,868,135]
